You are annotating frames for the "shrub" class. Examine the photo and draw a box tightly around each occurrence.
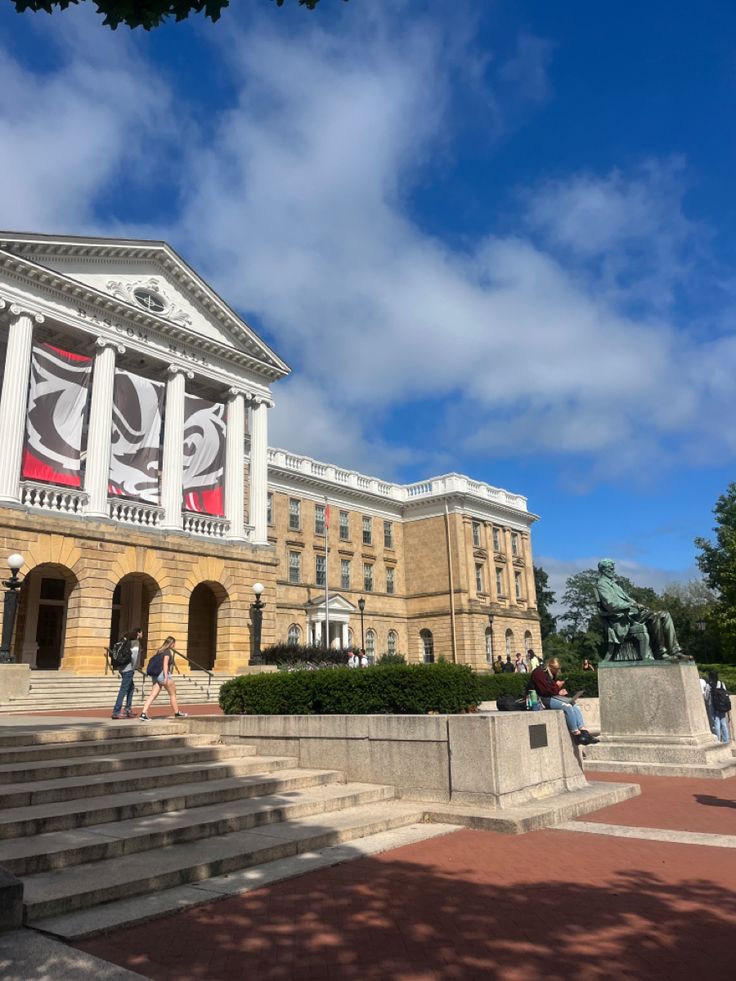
[219,662,481,716]
[698,664,736,689]
[377,652,406,665]
[475,670,599,701]
[261,642,356,668]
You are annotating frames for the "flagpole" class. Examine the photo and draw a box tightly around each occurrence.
[324,495,330,650]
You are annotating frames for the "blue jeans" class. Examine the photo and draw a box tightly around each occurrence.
[713,713,730,743]
[548,696,585,733]
[113,671,135,715]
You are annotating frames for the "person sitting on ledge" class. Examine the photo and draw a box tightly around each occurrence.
[530,657,597,746]
[594,558,687,662]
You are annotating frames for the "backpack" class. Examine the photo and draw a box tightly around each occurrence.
[712,685,732,714]
[146,651,165,678]
[110,639,132,671]
[497,693,527,712]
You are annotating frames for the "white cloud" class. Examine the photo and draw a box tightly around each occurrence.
[1,4,734,484]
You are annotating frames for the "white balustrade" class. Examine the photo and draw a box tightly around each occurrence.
[21,481,89,514]
[183,511,231,539]
[108,499,164,527]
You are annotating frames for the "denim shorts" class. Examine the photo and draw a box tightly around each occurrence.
[156,672,172,685]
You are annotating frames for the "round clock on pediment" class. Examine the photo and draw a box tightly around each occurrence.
[132,287,166,314]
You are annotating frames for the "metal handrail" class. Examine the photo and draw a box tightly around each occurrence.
[172,651,213,701]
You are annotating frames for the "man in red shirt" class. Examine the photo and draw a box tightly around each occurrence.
[530,657,596,745]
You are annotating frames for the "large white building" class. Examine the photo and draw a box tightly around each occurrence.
[0,232,541,673]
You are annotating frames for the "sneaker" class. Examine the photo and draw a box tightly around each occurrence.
[174,711,188,718]
[111,714,121,720]
[139,713,151,721]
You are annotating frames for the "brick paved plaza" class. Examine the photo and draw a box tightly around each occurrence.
[76,771,736,981]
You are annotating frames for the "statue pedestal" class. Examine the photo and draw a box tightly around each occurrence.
[583,661,736,778]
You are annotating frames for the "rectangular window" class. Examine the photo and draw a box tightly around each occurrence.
[511,532,519,556]
[475,564,484,593]
[492,527,501,552]
[386,566,395,594]
[384,520,394,549]
[495,567,504,596]
[341,559,351,590]
[364,563,374,592]
[472,521,481,547]
[339,510,350,540]
[288,551,301,584]
[289,498,301,531]
[316,553,326,587]
[315,503,326,537]
[362,516,372,546]
[267,493,273,526]
[515,570,523,599]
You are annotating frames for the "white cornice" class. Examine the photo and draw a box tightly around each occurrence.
[0,232,290,380]
[262,446,538,527]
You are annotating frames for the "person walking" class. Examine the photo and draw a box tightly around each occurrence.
[111,628,143,720]
[707,670,731,744]
[527,649,540,672]
[492,656,504,674]
[513,652,527,673]
[140,636,188,721]
[502,655,515,673]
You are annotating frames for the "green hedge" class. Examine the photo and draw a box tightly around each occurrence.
[261,643,356,667]
[698,664,736,688]
[219,663,481,715]
[476,670,599,701]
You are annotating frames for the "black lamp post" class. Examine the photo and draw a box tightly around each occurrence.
[250,582,265,666]
[0,553,24,665]
[358,597,366,654]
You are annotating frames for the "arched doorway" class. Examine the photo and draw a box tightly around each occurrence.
[16,563,77,670]
[110,573,160,655]
[187,582,227,671]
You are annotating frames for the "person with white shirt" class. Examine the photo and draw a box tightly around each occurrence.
[111,627,143,720]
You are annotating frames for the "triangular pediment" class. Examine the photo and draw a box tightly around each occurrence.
[0,231,289,381]
[306,594,357,614]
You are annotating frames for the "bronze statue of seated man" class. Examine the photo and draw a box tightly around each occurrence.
[594,559,689,662]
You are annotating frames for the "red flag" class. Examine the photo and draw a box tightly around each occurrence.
[325,504,330,530]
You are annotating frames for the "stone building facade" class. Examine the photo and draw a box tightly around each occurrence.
[0,232,540,675]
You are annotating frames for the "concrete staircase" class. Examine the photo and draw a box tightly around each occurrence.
[0,724,433,939]
[2,672,236,712]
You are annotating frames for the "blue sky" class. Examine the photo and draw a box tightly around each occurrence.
[1,0,735,600]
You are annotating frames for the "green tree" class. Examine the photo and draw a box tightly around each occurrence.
[10,0,345,31]
[533,565,557,640]
[695,482,736,656]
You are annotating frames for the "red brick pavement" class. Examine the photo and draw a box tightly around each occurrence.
[1,704,223,719]
[585,771,736,835]
[77,814,736,981]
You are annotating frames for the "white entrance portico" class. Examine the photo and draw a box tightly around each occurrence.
[306,595,357,649]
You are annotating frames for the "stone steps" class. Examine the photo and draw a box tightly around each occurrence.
[22,799,420,922]
[3,673,235,710]
[0,724,424,934]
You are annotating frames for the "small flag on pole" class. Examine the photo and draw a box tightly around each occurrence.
[325,504,330,529]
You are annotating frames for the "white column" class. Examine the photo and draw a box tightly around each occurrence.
[248,397,270,545]
[314,620,322,645]
[84,339,125,517]
[225,388,246,540]
[0,305,43,503]
[341,623,349,649]
[160,366,190,530]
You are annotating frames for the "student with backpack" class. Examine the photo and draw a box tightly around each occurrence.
[139,636,188,721]
[707,670,731,744]
[110,628,143,720]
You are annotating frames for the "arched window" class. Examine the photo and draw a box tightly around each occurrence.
[505,629,514,658]
[387,630,398,655]
[485,627,493,662]
[421,629,434,663]
[287,623,302,646]
[524,631,533,654]
[366,629,376,659]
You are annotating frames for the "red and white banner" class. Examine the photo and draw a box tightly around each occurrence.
[183,395,225,516]
[22,343,92,488]
[109,369,164,504]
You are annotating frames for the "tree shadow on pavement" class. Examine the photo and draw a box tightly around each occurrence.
[76,828,736,981]
[693,794,736,809]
